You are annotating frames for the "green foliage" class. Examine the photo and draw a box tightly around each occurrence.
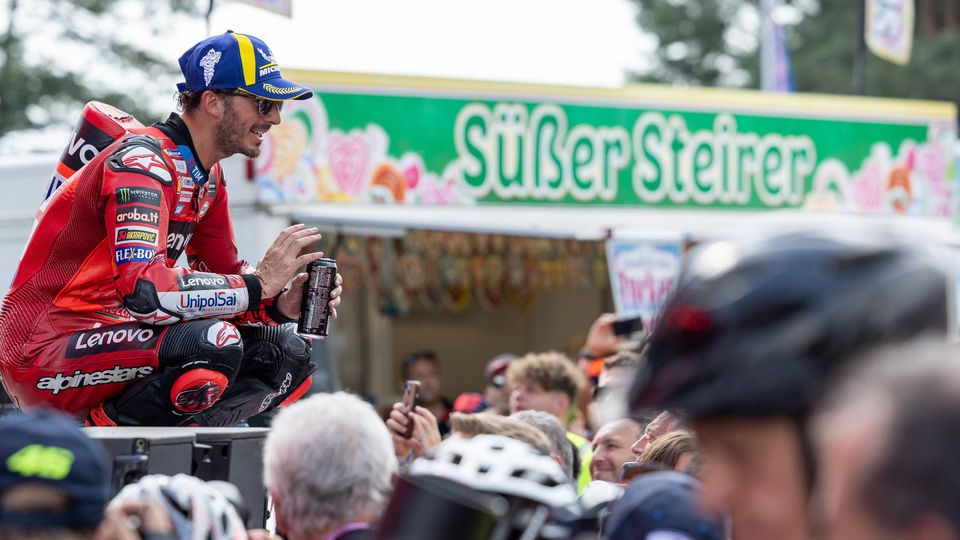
[629,0,760,86]
[630,0,960,115]
[0,0,200,139]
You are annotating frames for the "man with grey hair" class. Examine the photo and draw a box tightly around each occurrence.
[512,409,575,480]
[814,339,960,540]
[264,392,397,539]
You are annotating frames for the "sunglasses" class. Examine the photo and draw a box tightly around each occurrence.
[217,90,283,116]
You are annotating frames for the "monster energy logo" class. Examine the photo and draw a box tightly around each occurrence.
[115,187,161,206]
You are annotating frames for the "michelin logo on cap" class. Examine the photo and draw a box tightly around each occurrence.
[200,49,221,87]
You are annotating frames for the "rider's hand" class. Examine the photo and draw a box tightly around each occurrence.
[276,272,343,322]
[254,224,324,298]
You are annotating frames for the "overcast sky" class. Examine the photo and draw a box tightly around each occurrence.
[0,0,653,154]
[186,0,652,87]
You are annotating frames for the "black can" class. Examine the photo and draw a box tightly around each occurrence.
[298,258,337,338]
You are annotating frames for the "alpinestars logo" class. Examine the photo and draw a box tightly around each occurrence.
[206,321,241,348]
[122,151,166,174]
[174,381,223,412]
[36,366,154,395]
[259,372,293,413]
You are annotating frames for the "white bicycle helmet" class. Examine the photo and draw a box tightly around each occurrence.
[408,434,578,509]
[109,474,247,540]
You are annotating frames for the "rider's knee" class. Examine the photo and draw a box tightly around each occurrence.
[162,320,244,414]
[241,325,311,385]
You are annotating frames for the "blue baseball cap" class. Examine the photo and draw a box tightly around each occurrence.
[0,408,111,530]
[177,30,312,101]
[605,471,727,540]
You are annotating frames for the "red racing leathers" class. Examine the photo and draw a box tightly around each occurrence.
[0,117,288,418]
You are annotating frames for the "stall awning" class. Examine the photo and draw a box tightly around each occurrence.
[265,203,960,244]
[267,203,770,240]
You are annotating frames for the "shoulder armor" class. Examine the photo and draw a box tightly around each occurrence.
[107,135,173,186]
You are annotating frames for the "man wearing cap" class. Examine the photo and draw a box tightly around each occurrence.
[0,409,112,537]
[452,353,517,415]
[0,31,342,427]
[482,353,517,415]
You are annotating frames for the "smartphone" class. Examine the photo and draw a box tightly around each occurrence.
[619,460,667,483]
[401,380,421,438]
[612,316,644,337]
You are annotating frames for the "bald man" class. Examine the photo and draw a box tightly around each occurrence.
[590,418,642,483]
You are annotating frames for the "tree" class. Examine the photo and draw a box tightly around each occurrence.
[0,0,200,142]
[629,0,960,115]
[629,0,763,87]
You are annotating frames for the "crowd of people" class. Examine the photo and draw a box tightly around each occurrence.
[6,227,960,540]
[1,27,958,540]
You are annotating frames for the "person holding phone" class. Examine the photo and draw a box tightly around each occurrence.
[398,351,453,435]
[386,380,442,464]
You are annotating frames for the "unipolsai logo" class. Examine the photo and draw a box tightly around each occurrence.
[177,290,240,312]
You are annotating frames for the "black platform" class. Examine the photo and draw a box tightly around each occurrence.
[83,426,270,528]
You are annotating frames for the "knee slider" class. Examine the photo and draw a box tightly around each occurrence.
[160,320,244,413]
[170,368,228,413]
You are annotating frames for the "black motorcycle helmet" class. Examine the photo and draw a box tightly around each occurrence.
[629,230,949,420]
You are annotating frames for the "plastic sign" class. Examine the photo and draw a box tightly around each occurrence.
[254,72,955,218]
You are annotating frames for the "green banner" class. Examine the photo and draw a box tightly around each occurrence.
[253,75,957,217]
